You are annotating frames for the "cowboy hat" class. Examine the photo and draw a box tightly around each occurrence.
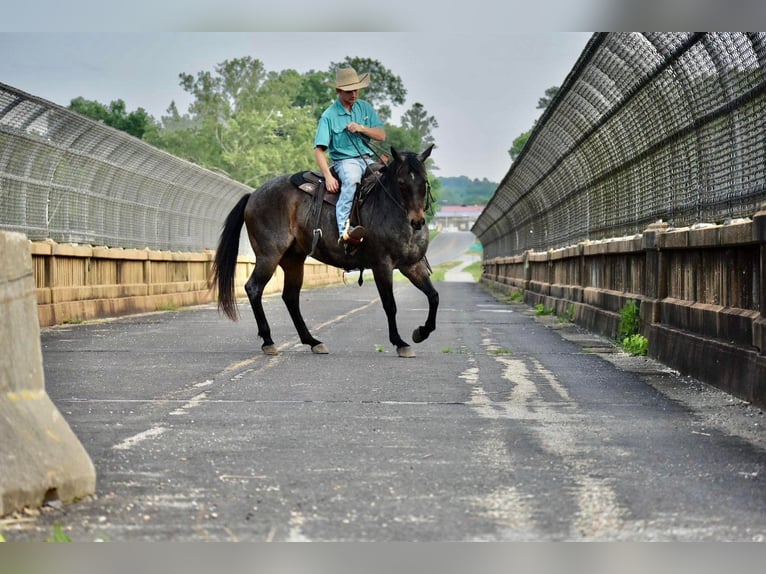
[327,67,370,91]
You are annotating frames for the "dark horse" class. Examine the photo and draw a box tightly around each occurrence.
[212,145,438,357]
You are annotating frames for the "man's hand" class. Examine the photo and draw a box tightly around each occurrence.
[325,174,340,193]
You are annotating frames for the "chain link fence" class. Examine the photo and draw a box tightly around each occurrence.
[0,82,253,252]
[473,32,766,259]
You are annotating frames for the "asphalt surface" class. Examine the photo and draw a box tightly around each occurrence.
[3,233,766,541]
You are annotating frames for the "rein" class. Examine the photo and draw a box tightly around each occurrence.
[348,133,406,216]
[349,133,434,217]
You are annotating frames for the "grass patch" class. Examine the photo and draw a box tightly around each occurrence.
[558,303,576,323]
[429,261,462,282]
[46,524,72,542]
[535,303,555,316]
[462,261,483,282]
[504,289,524,303]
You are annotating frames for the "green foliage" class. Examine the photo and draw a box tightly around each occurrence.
[509,129,531,161]
[508,85,560,161]
[488,347,510,355]
[463,261,483,282]
[46,524,72,542]
[69,97,155,139]
[535,303,555,316]
[509,290,524,302]
[623,334,648,356]
[429,261,462,282]
[618,300,641,339]
[437,176,497,206]
[618,300,648,355]
[73,55,447,192]
[558,303,575,323]
[537,86,560,110]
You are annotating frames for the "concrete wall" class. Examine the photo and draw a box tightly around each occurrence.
[0,231,96,517]
[481,204,766,408]
[30,240,345,327]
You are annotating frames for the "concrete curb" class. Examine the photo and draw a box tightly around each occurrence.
[0,231,96,517]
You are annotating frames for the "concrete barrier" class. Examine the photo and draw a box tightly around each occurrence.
[30,241,346,327]
[0,231,96,517]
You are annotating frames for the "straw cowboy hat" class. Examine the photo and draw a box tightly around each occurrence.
[327,67,370,91]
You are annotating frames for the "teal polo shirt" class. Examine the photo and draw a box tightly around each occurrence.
[314,98,383,161]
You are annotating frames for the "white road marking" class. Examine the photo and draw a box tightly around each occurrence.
[112,426,168,451]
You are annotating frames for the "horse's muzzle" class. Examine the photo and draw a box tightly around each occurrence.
[410,217,426,231]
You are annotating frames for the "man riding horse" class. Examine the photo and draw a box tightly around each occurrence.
[313,67,387,245]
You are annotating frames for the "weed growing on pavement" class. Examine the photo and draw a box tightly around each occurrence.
[488,347,510,355]
[623,333,649,356]
[557,304,576,323]
[535,303,555,316]
[46,524,72,542]
[618,300,648,356]
[619,300,641,339]
[503,289,524,303]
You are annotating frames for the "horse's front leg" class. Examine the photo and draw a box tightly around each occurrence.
[399,257,439,344]
[371,262,414,358]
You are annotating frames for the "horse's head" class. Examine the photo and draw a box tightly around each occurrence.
[389,145,434,231]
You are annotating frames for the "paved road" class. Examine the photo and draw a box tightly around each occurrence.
[3,236,766,541]
[426,230,478,267]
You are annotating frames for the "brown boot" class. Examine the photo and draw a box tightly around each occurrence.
[339,221,366,245]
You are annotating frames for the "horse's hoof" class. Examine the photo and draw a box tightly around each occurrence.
[412,327,428,344]
[262,344,280,356]
[397,346,416,358]
[311,343,329,354]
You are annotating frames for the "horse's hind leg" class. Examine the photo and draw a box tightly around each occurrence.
[244,257,281,355]
[280,255,328,354]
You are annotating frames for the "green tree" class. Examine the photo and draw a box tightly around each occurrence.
[149,57,318,184]
[508,86,560,162]
[537,86,560,110]
[68,97,155,139]
[400,102,438,148]
[509,129,531,161]
[382,102,438,158]
[144,56,440,190]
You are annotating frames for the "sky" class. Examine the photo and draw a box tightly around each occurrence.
[0,32,593,183]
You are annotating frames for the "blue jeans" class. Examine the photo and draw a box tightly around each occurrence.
[333,156,371,234]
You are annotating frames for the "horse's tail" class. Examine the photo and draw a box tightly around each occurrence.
[212,193,250,321]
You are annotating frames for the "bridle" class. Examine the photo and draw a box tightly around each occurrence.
[349,133,433,216]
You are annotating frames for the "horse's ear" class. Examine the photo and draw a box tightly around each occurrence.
[390,147,402,163]
[418,144,434,163]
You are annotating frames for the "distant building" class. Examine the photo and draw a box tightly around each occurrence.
[432,205,485,232]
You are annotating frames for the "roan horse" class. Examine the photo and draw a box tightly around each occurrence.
[212,145,438,357]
